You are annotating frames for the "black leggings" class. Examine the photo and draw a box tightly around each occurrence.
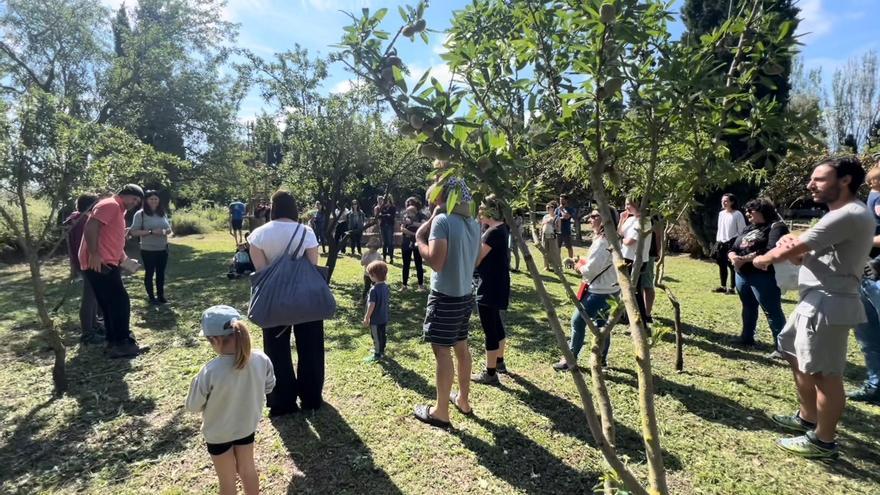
[262,321,325,412]
[478,304,506,351]
[83,267,132,345]
[717,256,735,289]
[370,324,387,355]
[401,239,424,286]
[141,249,168,299]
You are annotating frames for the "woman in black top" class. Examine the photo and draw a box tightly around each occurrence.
[378,194,397,263]
[400,196,426,290]
[727,198,789,354]
[471,195,511,385]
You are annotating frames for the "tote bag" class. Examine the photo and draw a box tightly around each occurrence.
[774,261,799,293]
[248,224,336,328]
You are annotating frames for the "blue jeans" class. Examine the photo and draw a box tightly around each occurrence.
[856,278,880,388]
[734,270,787,345]
[380,223,395,261]
[570,292,617,360]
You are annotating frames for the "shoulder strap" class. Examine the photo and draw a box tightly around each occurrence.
[291,223,309,259]
[588,262,614,286]
[281,223,302,258]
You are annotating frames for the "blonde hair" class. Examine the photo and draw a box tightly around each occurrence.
[208,320,252,369]
[867,166,880,184]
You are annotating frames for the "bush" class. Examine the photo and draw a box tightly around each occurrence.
[667,218,704,257]
[170,207,227,236]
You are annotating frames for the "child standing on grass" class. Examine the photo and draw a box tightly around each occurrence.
[186,305,276,495]
[362,260,390,362]
[360,236,382,302]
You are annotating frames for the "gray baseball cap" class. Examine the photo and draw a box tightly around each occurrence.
[201,305,241,337]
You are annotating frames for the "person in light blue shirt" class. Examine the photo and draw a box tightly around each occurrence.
[229,200,247,244]
[412,175,480,429]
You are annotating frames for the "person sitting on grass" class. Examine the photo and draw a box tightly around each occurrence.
[360,236,382,302]
[227,236,254,279]
[186,305,276,495]
[362,260,391,363]
[413,175,481,429]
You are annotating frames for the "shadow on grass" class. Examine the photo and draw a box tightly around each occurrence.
[506,373,683,472]
[379,357,435,399]
[0,346,193,493]
[270,404,402,494]
[455,413,602,493]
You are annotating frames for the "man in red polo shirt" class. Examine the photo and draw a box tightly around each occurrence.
[80,184,145,358]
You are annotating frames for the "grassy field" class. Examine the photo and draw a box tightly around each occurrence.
[0,232,878,494]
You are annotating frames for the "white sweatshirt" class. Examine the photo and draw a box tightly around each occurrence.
[579,236,619,294]
[185,350,276,444]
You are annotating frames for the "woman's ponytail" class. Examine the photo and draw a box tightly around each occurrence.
[231,321,252,369]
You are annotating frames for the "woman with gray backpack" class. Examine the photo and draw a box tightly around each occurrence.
[247,190,335,416]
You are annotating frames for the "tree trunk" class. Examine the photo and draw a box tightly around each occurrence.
[504,210,648,495]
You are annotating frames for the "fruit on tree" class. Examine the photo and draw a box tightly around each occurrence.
[600,2,616,24]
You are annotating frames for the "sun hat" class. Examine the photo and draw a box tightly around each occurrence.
[201,305,241,337]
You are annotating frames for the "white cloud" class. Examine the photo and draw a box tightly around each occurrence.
[797,0,833,41]
[331,78,359,93]
[299,0,371,12]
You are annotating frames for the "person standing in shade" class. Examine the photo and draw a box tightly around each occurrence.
[850,166,880,404]
[541,201,561,272]
[310,201,327,254]
[247,190,325,416]
[400,197,426,291]
[333,205,350,254]
[379,194,398,264]
[229,199,247,245]
[727,198,788,356]
[131,190,173,305]
[555,194,576,260]
[80,184,146,358]
[753,157,873,458]
[714,193,747,294]
[471,195,511,385]
[347,199,366,255]
[65,193,103,344]
[413,177,480,428]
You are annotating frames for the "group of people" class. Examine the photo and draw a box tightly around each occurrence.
[64,155,880,494]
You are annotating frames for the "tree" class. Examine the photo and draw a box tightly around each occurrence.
[824,50,880,153]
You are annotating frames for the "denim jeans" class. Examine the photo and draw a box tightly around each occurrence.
[856,278,880,388]
[570,292,617,360]
[734,270,787,346]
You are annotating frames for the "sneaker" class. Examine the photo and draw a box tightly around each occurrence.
[363,353,381,363]
[776,431,839,459]
[105,342,141,359]
[417,285,427,292]
[771,411,816,433]
[80,331,105,345]
[847,384,880,404]
[766,350,785,360]
[552,360,571,372]
[726,288,737,295]
[712,286,727,293]
[400,285,409,292]
[471,370,500,385]
[495,360,508,374]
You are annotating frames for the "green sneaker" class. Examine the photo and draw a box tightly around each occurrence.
[363,353,380,363]
[776,432,839,459]
[771,411,815,433]
[847,384,880,404]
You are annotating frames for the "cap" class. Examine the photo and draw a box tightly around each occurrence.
[201,305,241,337]
[118,184,145,199]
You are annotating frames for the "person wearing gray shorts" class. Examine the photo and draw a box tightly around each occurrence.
[754,157,874,459]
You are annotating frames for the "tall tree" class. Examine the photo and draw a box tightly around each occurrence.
[824,50,880,153]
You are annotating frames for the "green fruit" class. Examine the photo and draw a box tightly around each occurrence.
[437,144,455,160]
[425,116,442,130]
[419,143,441,159]
[402,25,416,37]
[764,62,784,76]
[596,86,609,100]
[385,55,403,68]
[413,19,427,32]
[409,114,425,130]
[605,77,623,94]
[600,2,616,23]
[477,156,493,172]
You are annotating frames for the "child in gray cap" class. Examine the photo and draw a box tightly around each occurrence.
[186,305,276,495]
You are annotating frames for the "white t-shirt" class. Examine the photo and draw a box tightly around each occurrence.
[620,216,652,262]
[247,220,319,262]
[716,210,747,242]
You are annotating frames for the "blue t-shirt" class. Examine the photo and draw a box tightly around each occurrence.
[429,213,481,297]
[229,201,246,221]
[367,282,390,325]
[555,206,576,235]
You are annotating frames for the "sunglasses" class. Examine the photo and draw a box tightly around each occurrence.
[589,214,601,219]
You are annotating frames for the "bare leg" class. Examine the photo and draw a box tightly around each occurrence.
[234,443,260,495]
[430,344,454,422]
[813,374,846,443]
[787,356,818,423]
[453,339,472,411]
[210,449,238,495]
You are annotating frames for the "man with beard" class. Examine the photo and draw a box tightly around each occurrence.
[753,157,873,458]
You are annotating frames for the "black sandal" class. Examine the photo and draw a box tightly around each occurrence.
[450,392,473,416]
[413,404,451,428]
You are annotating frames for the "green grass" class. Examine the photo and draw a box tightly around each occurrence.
[1,232,878,494]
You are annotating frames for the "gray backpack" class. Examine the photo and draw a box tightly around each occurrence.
[248,224,336,327]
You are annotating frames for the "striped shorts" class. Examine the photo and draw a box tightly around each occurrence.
[423,291,474,347]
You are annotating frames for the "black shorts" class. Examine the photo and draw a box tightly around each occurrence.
[206,432,255,456]
[423,291,473,347]
[231,218,244,230]
[557,233,573,249]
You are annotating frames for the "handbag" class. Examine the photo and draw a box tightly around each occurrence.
[248,223,336,328]
[576,262,614,301]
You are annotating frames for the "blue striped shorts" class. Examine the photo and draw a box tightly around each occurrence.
[423,291,473,346]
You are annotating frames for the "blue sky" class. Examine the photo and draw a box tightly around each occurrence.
[104,0,880,121]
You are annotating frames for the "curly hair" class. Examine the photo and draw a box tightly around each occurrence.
[743,197,780,225]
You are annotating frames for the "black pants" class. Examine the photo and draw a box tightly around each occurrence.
[334,223,348,253]
[380,223,394,262]
[401,239,424,286]
[262,321,325,412]
[716,249,735,289]
[80,274,100,333]
[349,230,363,255]
[83,267,133,345]
[478,304,506,351]
[141,249,168,300]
